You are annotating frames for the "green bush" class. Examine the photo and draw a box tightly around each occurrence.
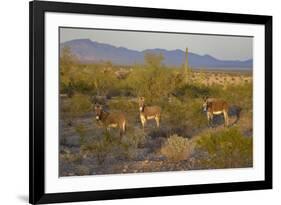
[223,83,252,110]
[60,47,79,94]
[195,127,253,169]
[60,151,82,164]
[60,48,120,96]
[162,99,207,128]
[175,84,211,99]
[108,98,137,113]
[81,132,112,164]
[80,131,146,163]
[160,134,193,161]
[123,60,178,101]
[69,93,92,117]
[76,165,91,176]
[122,132,147,150]
[185,99,208,127]
[75,124,86,145]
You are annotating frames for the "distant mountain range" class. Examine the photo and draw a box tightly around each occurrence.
[61,39,253,70]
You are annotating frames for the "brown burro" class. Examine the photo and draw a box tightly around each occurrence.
[138,97,161,130]
[202,97,229,127]
[94,104,127,136]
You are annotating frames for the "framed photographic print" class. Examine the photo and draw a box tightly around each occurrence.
[29,0,272,204]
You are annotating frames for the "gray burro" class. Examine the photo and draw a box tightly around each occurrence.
[94,104,127,137]
[138,97,161,130]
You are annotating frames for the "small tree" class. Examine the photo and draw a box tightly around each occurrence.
[144,52,164,69]
[60,46,78,75]
[60,46,78,94]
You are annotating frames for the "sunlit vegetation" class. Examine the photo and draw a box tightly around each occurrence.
[59,47,253,176]
[160,134,193,161]
[194,127,253,169]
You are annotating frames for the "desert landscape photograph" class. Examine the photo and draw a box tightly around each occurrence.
[59,27,253,177]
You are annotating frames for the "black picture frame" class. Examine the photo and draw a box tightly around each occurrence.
[29,0,272,204]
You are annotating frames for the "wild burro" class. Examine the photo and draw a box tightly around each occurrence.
[138,97,161,130]
[202,97,229,127]
[94,104,127,136]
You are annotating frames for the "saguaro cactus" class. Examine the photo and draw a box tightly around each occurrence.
[183,47,191,84]
[185,47,189,70]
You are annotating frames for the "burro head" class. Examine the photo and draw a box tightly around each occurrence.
[202,96,209,112]
[94,104,103,121]
[138,97,145,112]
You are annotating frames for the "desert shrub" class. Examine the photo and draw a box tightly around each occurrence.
[69,93,92,117]
[217,83,252,111]
[174,84,211,99]
[89,68,118,96]
[66,66,118,95]
[76,165,91,176]
[75,124,86,145]
[60,47,78,69]
[144,52,164,68]
[80,131,143,163]
[148,127,171,139]
[114,142,136,160]
[60,47,79,94]
[144,67,176,100]
[123,67,148,97]
[60,151,82,163]
[107,131,148,160]
[162,100,188,126]
[163,99,207,128]
[124,56,178,101]
[185,99,208,127]
[60,54,121,96]
[106,85,135,98]
[81,132,112,164]
[160,134,193,161]
[123,132,147,149]
[195,127,253,169]
[108,98,137,113]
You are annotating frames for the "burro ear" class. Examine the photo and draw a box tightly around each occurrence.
[203,96,209,101]
[94,103,99,109]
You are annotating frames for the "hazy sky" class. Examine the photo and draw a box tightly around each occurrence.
[60,27,253,61]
